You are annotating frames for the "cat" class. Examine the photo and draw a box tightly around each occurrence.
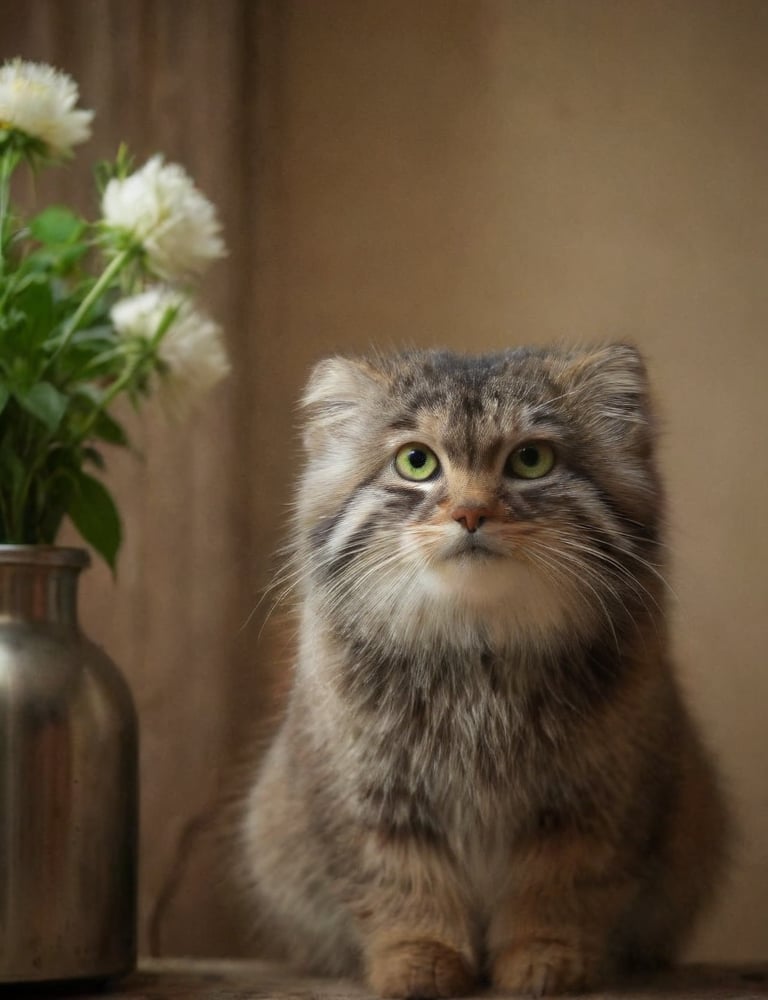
[240,344,727,997]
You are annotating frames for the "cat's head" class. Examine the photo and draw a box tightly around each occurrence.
[295,345,663,654]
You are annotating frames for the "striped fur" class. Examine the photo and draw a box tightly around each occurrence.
[240,345,727,997]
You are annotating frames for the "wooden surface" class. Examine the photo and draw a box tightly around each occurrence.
[6,960,768,1000]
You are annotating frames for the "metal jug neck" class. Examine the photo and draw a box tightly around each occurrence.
[0,547,89,627]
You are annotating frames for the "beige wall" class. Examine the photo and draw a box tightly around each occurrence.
[4,0,767,962]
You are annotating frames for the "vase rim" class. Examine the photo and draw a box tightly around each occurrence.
[0,545,90,569]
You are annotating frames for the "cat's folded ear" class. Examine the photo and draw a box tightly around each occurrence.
[556,343,656,453]
[301,356,387,450]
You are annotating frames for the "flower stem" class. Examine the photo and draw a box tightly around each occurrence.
[76,349,144,442]
[46,246,132,369]
[0,151,19,275]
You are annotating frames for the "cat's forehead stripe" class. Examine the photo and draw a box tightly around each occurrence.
[387,357,568,432]
[388,394,572,469]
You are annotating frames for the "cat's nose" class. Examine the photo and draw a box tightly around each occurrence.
[451,505,493,533]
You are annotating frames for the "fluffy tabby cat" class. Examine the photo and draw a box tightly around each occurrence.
[241,345,727,997]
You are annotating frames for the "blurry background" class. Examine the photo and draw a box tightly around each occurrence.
[3,0,767,963]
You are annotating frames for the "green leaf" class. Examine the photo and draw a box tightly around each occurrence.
[30,206,85,245]
[90,409,129,447]
[14,382,68,432]
[0,383,8,416]
[82,446,105,470]
[71,383,104,405]
[9,274,55,347]
[23,243,89,276]
[68,469,122,570]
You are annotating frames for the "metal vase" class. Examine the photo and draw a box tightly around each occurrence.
[0,546,137,983]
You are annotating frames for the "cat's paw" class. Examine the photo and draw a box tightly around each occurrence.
[491,939,602,996]
[369,939,475,998]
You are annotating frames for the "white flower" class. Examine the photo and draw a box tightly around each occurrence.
[111,287,230,416]
[101,156,226,281]
[0,59,93,156]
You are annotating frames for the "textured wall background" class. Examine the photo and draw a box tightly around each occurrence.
[3,0,767,962]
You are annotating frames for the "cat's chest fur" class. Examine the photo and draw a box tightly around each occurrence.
[299,623,595,844]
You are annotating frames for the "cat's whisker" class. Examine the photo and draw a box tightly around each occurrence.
[541,529,664,618]
[550,543,647,633]
[523,541,623,652]
[316,546,418,619]
[270,533,413,601]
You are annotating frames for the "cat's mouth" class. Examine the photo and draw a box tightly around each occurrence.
[442,536,505,561]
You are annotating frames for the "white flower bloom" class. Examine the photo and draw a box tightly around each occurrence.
[0,59,93,156]
[101,156,226,281]
[111,287,230,416]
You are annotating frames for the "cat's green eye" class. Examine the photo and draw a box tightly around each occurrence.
[506,442,556,480]
[394,443,440,482]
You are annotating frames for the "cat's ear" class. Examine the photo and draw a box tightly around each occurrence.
[562,343,649,406]
[301,356,386,450]
[557,344,655,452]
